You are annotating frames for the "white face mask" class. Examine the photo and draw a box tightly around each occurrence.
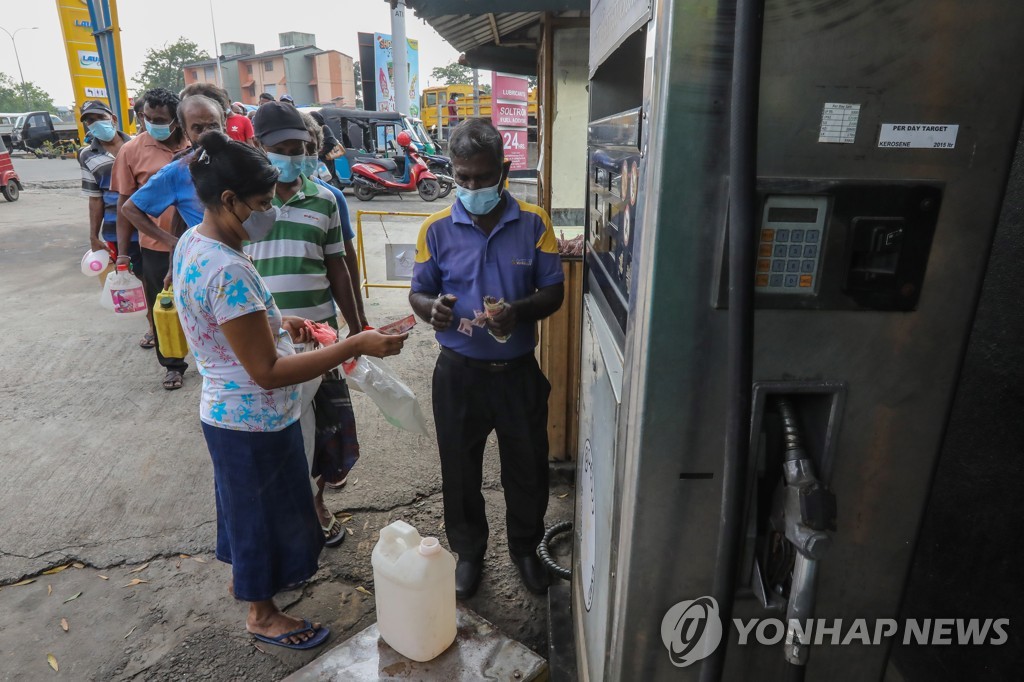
[238,203,279,242]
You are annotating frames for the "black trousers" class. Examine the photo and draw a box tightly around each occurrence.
[141,247,188,373]
[432,349,551,561]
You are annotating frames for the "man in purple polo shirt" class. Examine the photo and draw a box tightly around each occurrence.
[410,118,564,599]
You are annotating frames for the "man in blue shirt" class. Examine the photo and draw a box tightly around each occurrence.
[410,118,565,599]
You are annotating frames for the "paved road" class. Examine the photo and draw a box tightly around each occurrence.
[0,185,573,679]
[9,156,83,185]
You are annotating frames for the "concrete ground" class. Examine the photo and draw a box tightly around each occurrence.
[0,180,575,680]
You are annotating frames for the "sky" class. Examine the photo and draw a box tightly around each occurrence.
[0,0,463,107]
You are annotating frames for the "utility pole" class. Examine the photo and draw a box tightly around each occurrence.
[209,0,223,87]
[472,69,480,117]
[0,26,38,109]
[390,0,409,114]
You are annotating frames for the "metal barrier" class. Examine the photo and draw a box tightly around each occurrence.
[355,210,432,297]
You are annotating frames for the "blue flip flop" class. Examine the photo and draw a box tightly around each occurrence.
[251,619,330,650]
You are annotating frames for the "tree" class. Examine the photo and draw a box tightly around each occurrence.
[430,63,472,86]
[133,38,209,95]
[353,61,363,98]
[0,73,55,111]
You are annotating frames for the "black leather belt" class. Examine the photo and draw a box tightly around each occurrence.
[439,346,534,373]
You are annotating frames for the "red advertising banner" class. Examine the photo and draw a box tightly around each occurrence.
[493,73,529,101]
[493,103,529,128]
[492,72,530,171]
[501,128,529,171]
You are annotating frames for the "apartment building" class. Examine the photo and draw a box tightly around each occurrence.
[183,33,356,107]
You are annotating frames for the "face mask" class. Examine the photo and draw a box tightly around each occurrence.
[300,155,319,178]
[237,202,279,242]
[89,120,116,142]
[266,152,305,183]
[456,180,503,216]
[148,122,174,141]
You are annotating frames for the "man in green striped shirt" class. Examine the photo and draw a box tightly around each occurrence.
[248,102,361,549]
[245,103,358,331]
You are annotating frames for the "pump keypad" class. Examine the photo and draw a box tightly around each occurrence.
[754,196,828,294]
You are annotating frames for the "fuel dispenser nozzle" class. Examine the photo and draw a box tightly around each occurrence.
[772,397,837,673]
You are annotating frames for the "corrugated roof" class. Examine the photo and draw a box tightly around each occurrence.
[418,11,542,53]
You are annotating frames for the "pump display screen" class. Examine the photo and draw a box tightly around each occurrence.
[767,206,819,224]
[756,196,829,294]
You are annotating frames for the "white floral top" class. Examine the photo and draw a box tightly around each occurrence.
[172,227,300,432]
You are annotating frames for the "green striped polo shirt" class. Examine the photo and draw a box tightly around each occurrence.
[244,176,345,324]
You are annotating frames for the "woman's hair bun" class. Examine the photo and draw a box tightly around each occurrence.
[188,130,278,207]
[196,130,230,154]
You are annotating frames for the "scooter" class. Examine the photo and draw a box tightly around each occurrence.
[350,131,442,202]
[422,153,454,199]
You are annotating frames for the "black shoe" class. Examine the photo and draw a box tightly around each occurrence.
[510,552,550,594]
[455,557,483,599]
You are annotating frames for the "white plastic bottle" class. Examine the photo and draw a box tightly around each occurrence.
[108,264,148,317]
[371,520,456,662]
[81,249,110,276]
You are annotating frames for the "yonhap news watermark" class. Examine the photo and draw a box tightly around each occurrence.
[661,596,1010,668]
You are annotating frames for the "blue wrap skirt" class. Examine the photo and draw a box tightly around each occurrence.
[201,421,324,602]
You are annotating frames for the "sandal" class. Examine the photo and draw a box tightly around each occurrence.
[322,513,347,548]
[139,332,156,349]
[250,619,330,650]
[162,370,183,391]
[325,474,348,490]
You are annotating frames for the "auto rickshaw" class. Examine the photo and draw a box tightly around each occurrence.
[0,136,22,202]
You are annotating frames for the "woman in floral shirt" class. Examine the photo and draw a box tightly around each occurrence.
[172,132,406,650]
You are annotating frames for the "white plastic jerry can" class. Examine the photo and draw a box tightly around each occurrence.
[371,520,457,662]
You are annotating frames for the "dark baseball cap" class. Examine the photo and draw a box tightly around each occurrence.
[280,94,294,104]
[252,101,310,146]
[79,100,113,121]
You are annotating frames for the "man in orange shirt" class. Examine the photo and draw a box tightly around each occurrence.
[112,87,191,390]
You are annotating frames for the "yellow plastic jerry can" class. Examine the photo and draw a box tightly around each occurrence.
[154,287,189,359]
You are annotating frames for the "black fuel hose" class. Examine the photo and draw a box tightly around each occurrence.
[701,0,765,680]
[537,521,573,580]
[785,661,807,682]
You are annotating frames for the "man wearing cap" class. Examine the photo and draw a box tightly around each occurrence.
[280,94,296,106]
[227,102,255,144]
[78,101,135,268]
[258,92,275,106]
[409,118,564,599]
[247,101,362,547]
[111,87,190,390]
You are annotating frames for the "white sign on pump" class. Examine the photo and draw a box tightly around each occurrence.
[878,123,959,149]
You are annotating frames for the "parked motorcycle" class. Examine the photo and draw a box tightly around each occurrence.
[423,153,454,199]
[350,132,442,202]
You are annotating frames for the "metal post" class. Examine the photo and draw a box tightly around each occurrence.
[437,100,444,141]
[472,68,480,117]
[0,26,38,109]
[390,0,410,114]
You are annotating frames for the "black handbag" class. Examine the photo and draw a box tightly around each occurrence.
[311,368,360,484]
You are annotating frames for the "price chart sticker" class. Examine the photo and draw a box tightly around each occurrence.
[819,103,861,144]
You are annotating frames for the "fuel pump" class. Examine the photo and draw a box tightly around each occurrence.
[572,0,1024,680]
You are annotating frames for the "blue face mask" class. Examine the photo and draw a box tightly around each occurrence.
[456,180,503,216]
[299,155,319,178]
[267,152,305,183]
[148,122,174,141]
[88,120,116,142]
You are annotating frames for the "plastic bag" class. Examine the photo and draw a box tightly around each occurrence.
[343,356,429,435]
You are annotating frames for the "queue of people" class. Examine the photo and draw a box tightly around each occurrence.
[78,84,563,650]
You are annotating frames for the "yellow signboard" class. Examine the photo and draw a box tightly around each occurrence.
[55,0,131,140]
